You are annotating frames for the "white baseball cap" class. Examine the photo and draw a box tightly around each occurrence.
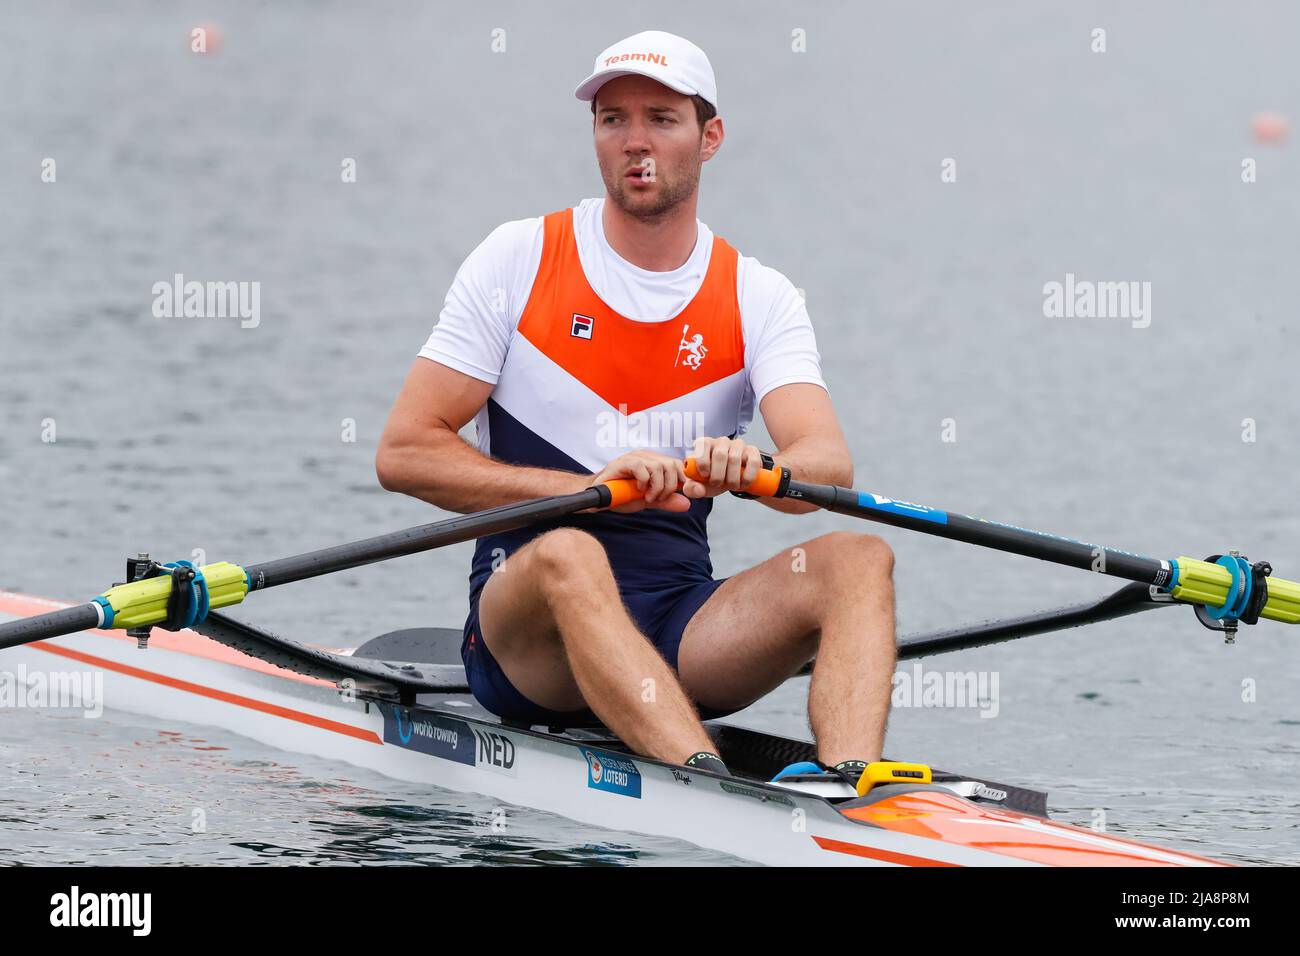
[574,30,717,111]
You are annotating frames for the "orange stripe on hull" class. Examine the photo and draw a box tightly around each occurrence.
[812,835,960,866]
[1034,816,1225,866]
[28,640,382,745]
[840,791,1223,867]
[0,590,336,688]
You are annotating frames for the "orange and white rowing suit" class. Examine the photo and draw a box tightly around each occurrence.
[419,197,826,724]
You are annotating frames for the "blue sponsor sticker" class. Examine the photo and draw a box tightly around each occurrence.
[583,748,642,798]
[857,491,949,525]
[382,706,476,766]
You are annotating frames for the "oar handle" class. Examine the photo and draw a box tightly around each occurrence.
[683,457,789,498]
[598,458,789,508]
[600,478,647,508]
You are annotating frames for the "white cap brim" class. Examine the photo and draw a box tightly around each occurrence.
[574,68,701,103]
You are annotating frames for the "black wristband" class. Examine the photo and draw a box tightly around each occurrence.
[730,451,776,500]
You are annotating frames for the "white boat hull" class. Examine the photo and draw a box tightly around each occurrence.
[0,591,1224,867]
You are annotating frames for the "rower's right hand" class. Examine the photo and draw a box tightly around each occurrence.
[589,452,692,514]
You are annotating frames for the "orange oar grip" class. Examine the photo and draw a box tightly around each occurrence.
[602,477,645,508]
[684,457,785,498]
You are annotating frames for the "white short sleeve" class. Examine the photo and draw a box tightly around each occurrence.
[418,217,545,384]
[739,258,828,407]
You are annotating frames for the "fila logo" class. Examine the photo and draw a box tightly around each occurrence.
[571,313,595,339]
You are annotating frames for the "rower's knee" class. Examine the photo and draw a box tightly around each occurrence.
[530,528,611,595]
[813,530,894,579]
[858,533,894,577]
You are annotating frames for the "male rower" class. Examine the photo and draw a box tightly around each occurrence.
[377,31,896,786]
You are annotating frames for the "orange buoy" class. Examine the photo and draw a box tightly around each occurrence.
[1251,111,1289,145]
[189,23,224,55]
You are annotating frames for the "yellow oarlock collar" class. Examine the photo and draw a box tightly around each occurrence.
[95,562,248,630]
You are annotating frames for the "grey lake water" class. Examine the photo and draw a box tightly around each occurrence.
[1,0,1297,865]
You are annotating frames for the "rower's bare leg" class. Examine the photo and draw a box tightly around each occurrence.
[676,531,896,765]
[477,528,715,764]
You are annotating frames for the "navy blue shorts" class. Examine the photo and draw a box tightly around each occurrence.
[461,577,730,727]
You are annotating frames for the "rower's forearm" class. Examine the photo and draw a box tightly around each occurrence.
[766,439,854,515]
[376,430,589,513]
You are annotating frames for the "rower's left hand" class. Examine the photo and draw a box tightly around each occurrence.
[684,437,767,499]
